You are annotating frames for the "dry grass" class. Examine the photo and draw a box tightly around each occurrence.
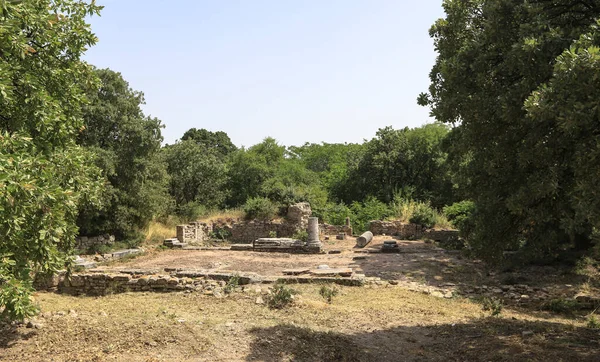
[144,220,176,246]
[1,285,597,361]
[197,208,244,223]
[389,198,454,229]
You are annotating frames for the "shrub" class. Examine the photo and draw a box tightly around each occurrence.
[176,201,208,222]
[443,201,475,237]
[409,202,437,228]
[318,203,353,226]
[243,197,278,221]
[319,285,339,304]
[541,298,581,314]
[266,283,297,309]
[350,197,392,233]
[292,230,308,242]
[481,296,503,317]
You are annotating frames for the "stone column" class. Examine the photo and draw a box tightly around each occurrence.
[307,217,321,247]
[345,216,351,226]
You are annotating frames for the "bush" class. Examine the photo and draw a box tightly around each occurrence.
[481,296,503,317]
[319,285,339,304]
[266,283,297,309]
[243,197,278,221]
[409,202,437,228]
[224,274,240,294]
[350,197,391,233]
[292,230,308,242]
[541,298,581,314]
[443,201,475,237]
[176,201,208,222]
[318,203,353,226]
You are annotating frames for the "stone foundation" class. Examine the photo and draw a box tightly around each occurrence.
[75,234,115,251]
[176,222,212,244]
[320,223,352,237]
[369,220,459,243]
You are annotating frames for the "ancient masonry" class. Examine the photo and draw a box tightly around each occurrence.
[174,202,350,246]
[75,234,115,251]
[368,220,458,243]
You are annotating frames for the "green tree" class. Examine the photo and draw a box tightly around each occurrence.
[181,127,237,157]
[349,124,453,206]
[77,68,170,243]
[0,0,103,320]
[419,0,600,261]
[162,140,228,218]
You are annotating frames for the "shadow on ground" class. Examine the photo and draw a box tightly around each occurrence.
[245,318,600,362]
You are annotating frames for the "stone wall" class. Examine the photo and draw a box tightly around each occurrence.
[231,221,296,243]
[58,273,226,296]
[319,224,353,237]
[369,220,459,242]
[369,221,423,239]
[176,222,212,244]
[75,234,115,251]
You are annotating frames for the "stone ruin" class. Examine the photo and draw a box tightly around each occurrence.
[368,220,458,244]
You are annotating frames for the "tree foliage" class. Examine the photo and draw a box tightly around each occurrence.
[77,68,169,242]
[0,0,103,320]
[420,0,600,261]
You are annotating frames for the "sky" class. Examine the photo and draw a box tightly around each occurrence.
[85,0,445,147]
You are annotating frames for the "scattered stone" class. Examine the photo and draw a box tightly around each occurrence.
[352,256,367,261]
[328,250,342,254]
[336,234,346,240]
[389,280,399,285]
[177,319,186,323]
[444,291,453,299]
[26,321,43,329]
[522,331,534,338]
[317,265,330,270]
[255,296,264,305]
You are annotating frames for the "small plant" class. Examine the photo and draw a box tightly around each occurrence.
[224,274,240,294]
[268,230,277,238]
[266,283,297,309]
[541,298,580,314]
[319,285,339,304]
[292,230,308,242]
[587,315,600,329]
[243,197,278,221]
[481,296,503,317]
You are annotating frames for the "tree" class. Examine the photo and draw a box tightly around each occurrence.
[180,128,237,158]
[0,0,103,320]
[419,0,600,261]
[348,124,453,206]
[77,68,170,243]
[162,140,228,218]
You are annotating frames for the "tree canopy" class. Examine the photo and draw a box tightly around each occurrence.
[419,0,600,260]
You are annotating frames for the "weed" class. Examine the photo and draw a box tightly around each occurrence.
[587,315,600,329]
[268,230,277,238]
[481,296,503,317]
[224,274,240,294]
[319,285,339,304]
[541,298,580,314]
[266,283,297,309]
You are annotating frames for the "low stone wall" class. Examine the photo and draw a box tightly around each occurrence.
[369,221,423,239]
[423,229,460,243]
[75,234,115,251]
[231,221,296,243]
[176,222,212,244]
[58,273,226,296]
[319,224,352,236]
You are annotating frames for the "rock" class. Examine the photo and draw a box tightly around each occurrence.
[493,288,503,294]
[177,319,186,323]
[444,291,453,299]
[430,291,445,298]
[255,296,264,305]
[26,321,43,329]
[317,265,330,270]
[389,280,399,285]
[213,290,223,298]
[522,331,534,338]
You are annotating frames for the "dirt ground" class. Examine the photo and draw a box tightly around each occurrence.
[103,237,484,286]
[1,285,598,362]
[2,237,599,361]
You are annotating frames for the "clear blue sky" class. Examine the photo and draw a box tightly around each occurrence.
[85,0,445,147]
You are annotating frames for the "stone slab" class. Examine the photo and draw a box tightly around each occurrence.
[282,268,310,275]
[309,268,353,277]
